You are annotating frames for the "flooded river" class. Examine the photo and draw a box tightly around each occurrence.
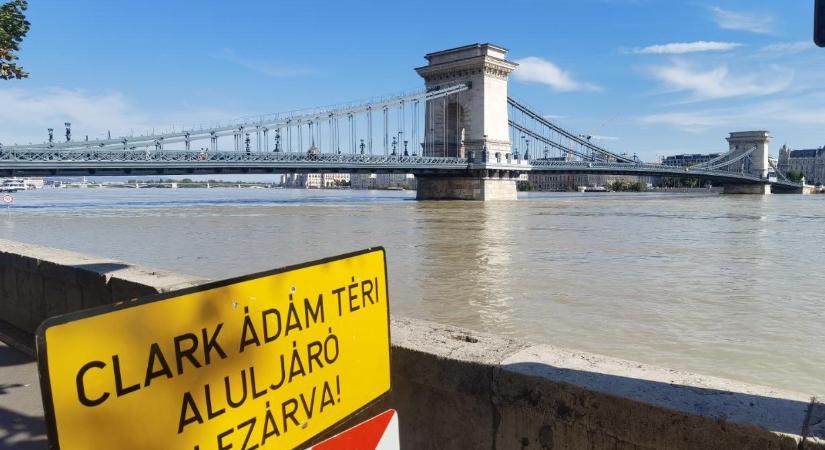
[1,188,822,393]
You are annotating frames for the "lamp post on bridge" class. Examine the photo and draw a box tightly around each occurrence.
[64,122,71,142]
[47,128,54,146]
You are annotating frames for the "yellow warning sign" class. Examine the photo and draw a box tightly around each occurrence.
[36,248,390,450]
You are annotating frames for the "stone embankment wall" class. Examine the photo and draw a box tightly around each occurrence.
[0,239,207,352]
[0,239,822,449]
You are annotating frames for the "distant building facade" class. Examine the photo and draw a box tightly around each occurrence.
[778,145,825,184]
[281,173,351,189]
[350,173,417,190]
[661,153,721,167]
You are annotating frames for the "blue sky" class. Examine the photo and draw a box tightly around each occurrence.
[1,0,823,160]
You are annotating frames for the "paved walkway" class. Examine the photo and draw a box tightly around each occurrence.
[0,341,46,449]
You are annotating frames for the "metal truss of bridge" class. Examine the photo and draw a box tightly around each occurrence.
[0,43,801,199]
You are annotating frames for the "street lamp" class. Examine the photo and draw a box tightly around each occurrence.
[64,123,72,142]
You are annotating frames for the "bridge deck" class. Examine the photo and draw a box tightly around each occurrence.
[0,150,801,190]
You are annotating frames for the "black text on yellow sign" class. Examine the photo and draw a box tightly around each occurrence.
[36,248,391,450]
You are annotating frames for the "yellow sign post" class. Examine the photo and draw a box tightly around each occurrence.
[36,248,391,450]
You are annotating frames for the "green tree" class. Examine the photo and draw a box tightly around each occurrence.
[785,170,804,183]
[0,0,29,80]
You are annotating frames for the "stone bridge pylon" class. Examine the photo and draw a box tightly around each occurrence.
[414,43,526,200]
[723,131,772,194]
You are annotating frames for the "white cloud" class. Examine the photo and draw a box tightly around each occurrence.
[760,41,814,55]
[590,135,620,141]
[709,6,774,34]
[632,41,741,55]
[640,97,825,133]
[639,110,728,133]
[513,57,601,93]
[0,87,240,145]
[648,60,792,100]
[211,49,313,78]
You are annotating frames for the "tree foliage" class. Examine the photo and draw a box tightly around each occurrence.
[607,180,647,192]
[0,0,29,80]
[785,170,804,183]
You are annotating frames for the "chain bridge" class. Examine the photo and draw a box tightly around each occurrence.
[0,43,802,199]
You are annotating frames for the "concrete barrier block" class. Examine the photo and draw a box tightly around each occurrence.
[78,279,111,309]
[11,269,30,308]
[499,344,822,449]
[1,266,17,303]
[43,282,67,319]
[0,266,10,306]
[37,259,81,285]
[108,277,160,303]
[1,252,38,272]
[64,285,84,313]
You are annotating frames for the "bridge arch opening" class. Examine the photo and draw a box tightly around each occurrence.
[445,98,468,158]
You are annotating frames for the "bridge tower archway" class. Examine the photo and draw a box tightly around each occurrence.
[726,131,770,179]
[416,43,518,160]
[723,131,772,194]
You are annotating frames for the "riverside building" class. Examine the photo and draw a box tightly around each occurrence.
[350,173,417,190]
[281,173,351,189]
[661,153,722,167]
[778,145,825,184]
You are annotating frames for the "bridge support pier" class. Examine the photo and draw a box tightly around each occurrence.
[723,184,771,195]
[416,173,518,201]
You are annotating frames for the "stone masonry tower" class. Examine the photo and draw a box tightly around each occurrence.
[724,131,771,194]
[415,44,518,159]
[414,43,525,200]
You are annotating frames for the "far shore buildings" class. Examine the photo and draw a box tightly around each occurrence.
[778,144,825,184]
[350,173,416,190]
[283,171,649,192]
[661,153,722,167]
[281,173,417,190]
[281,173,351,189]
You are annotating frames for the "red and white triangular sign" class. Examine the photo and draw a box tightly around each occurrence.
[308,409,399,450]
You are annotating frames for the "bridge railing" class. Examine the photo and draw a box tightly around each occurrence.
[0,148,470,166]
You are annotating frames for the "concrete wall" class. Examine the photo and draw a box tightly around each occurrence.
[417,175,518,200]
[353,318,823,450]
[0,239,207,350]
[0,241,822,449]
[723,183,772,194]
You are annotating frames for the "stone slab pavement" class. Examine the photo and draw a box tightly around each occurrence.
[0,340,46,450]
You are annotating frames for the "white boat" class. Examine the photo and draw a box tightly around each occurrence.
[0,179,27,193]
[579,186,608,193]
